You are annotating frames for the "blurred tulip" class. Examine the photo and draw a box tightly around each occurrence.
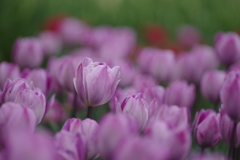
[61,118,99,160]
[215,32,240,67]
[165,80,195,108]
[0,62,20,90]
[39,31,62,56]
[55,130,85,160]
[194,109,222,148]
[73,57,120,107]
[142,85,165,105]
[22,68,52,95]
[177,25,201,47]
[44,100,67,123]
[13,37,44,68]
[96,113,138,159]
[133,74,157,91]
[201,70,226,103]
[220,71,240,122]
[115,93,149,130]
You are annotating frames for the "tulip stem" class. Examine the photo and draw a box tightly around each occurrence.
[87,106,92,118]
[71,92,78,118]
[228,122,237,160]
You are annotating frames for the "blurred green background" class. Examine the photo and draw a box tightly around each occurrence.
[1,0,240,61]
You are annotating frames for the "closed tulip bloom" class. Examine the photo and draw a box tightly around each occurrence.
[215,32,240,67]
[0,62,20,90]
[133,74,157,91]
[0,78,33,103]
[15,88,46,124]
[201,70,226,103]
[115,93,149,130]
[142,85,165,105]
[177,25,201,47]
[39,31,62,56]
[74,57,120,107]
[220,71,240,122]
[13,37,44,68]
[96,113,138,159]
[61,118,99,160]
[194,109,222,148]
[4,130,58,160]
[22,68,52,95]
[155,105,190,130]
[220,107,240,147]
[55,131,85,160]
[165,80,195,108]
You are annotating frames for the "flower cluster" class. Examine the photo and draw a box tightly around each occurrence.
[1,16,240,160]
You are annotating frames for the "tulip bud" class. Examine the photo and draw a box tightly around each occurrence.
[194,109,222,148]
[39,31,62,56]
[13,37,44,68]
[96,113,138,159]
[116,93,149,130]
[220,107,240,147]
[22,68,52,95]
[73,57,120,107]
[0,62,20,90]
[55,130,85,160]
[165,80,195,108]
[201,70,226,103]
[155,105,190,130]
[215,32,240,67]
[0,102,37,133]
[61,118,99,160]
[220,71,240,122]
[15,88,46,124]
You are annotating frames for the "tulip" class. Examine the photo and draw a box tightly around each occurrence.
[220,71,240,122]
[22,68,52,95]
[219,107,240,147]
[0,102,37,132]
[133,74,157,91]
[15,88,46,124]
[215,32,240,67]
[194,109,222,148]
[39,31,62,56]
[44,100,67,123]
[13,37,44,68]
[61,118,99,160]
[177,25,201,47]
[0,62,20,90]
[73,57,120,107]
[155,105,190,130]
[55,130,85,160]
[164,80,195,108]
[115,93,149,130]
[201,70,226,103]
[96,113,138,159]
[4,130,58,160]
[142,85,165,105]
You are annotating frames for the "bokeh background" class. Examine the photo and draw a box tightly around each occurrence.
[1,0,240,61]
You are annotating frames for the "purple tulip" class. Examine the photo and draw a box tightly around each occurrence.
[201,70,226,103]
[15,88,46,124]
[215,32,240,67]
[220,71,240,122]
[177,25,201,47]
[0,78,33,103]
[174,45,219,84]
[96,113,138,159]
[13,37,44,68]
[144,119,191,160]
[39,31,62,56]
[155,105,190,130]
[164,80,195,108]
[112,136,170,160]
[22,68,52,95]
[61,118,99,160]
[220,107,240,147]
[133,74,157,91]
[55,130,85,160]
[0,62,20,90]
[115,93,149,130]
[4,130,58,160]
[194,109,222,148]
[142,85,165,105]
[44,100,67,123]
[0,102,36,132]
[73,57,120,107]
